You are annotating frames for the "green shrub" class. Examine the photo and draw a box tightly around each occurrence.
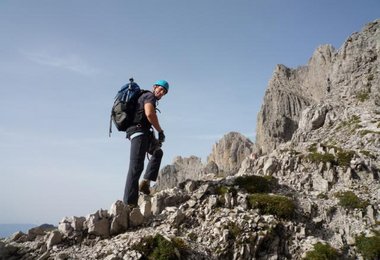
[215,185,236,196]
[335,191,369,210]
[304,242,340,260]
[215,185,237,206]
[171,237,188,251]
[356,232,380,260]
[132,234,185,260]
[317,193,328,199]
[307,145,356,169]
[359,130,380,137]
[187,232,197,242]
[223,221,242,239]
[234,175,277,194]
[360,150,377,159]
[308,143,318,153]
[307,152,335,165]
[357,90,370,102]
[336,150,355,167]
[215,185,228,195]
[247,194,295,219]
[326,206,337,216]
[337,115,361,130]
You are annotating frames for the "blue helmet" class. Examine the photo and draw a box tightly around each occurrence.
[154,80,169,93]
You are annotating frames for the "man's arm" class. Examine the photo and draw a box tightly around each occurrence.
[144,102,163,133]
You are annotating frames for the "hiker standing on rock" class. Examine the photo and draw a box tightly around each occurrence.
[123,80,169,207]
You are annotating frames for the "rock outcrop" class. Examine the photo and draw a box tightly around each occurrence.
[154,132,254,191]
[207,132,254,176]
[153,155,205,191]
[256,20,380,154]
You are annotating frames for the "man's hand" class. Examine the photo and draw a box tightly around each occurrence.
[158,131,166,143]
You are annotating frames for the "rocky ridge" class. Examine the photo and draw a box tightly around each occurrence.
[153,132,254,191]
[256,19,380,154]
[1,19,380,260]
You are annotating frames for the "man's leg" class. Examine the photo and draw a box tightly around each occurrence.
[144,148,163,182]
[123,134,149,205]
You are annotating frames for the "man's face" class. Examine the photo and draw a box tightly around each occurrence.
[153,86,167,100]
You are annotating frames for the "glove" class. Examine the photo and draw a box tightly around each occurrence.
[158,131,166,143]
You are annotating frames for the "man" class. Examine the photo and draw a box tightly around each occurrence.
[123,80,169,207]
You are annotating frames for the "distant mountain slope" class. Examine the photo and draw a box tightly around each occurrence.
[0,224,36,238]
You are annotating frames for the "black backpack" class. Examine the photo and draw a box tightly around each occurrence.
[109,78,146,136]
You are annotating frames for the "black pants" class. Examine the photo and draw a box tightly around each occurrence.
[123,133,163,205]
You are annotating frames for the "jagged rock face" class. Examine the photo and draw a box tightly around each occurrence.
[155,132,254,191]
[256,19,380,154]
[154,155,205,191]
[207,132,254,175]
[330,21,380,100]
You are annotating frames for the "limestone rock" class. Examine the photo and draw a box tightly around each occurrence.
[138,195,152,219]
[109,200,129,235]
[263,157,278,175]
[58,218,73,237]
[86,210,110,238]
[27,225,50,241]
[129,208,144,227]
[9,231,27,243]
[46,230,62,249]
[256,19,380,154]
[154,156,204,191]
[298,104,330,131]
[58,216,84,236]
[207,132,254,175]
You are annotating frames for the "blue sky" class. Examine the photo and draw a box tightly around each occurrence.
[0,1,379,225]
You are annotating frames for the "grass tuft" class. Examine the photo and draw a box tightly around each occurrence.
[304,242,341,260]
[234,175,277,194]
[335,191,369,210]
[356,231,380,260]
[132,234,186,260]
[247,194,295,219]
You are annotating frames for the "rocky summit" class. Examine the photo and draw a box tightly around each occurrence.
[1,20,380,260]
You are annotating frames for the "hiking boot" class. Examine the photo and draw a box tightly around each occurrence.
[139,179,151,195]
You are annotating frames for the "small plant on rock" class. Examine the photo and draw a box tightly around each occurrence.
[247,194,296,219]
[215,185,236,196]
[336,150,355,168]
[335,191,369,210]
[215,185,229,196]
[308,143,318,153]
[356,90,370,102]
[215,185,237,206]
[359,129,380,137]
[223,221,242,239]
[132,233,185,260]
[234,175,277,194]
[327,206,337,215]
[187,232,197,242]
[307,152,335,165]
[355,231,380,260]
[304,242,341,260]
[360,150,377,159]
[337,115,361,131]
[317,193,328,200]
